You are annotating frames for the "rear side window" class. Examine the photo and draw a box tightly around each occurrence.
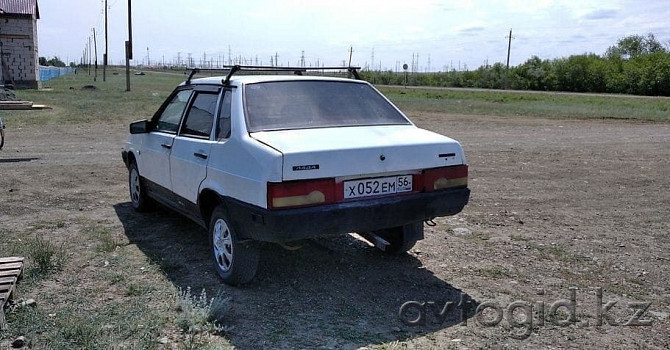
[244,81,410,132]
[156,90,192,133]
[181,93,218,138]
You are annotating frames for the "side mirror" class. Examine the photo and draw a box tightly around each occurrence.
[129,120,150,134]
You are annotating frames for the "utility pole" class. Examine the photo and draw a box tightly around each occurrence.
[103,0,108,81]
[504,28,513,90]
[125,0,133,91]
[348,46,353,67]
[88,36,91,75]
[274,52,279,67]
[93,28,98,81]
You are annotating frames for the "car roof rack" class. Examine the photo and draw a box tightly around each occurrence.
[185,65,362,86]
[185,68,201,85]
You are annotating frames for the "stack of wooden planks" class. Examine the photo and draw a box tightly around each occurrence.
[0,257,24,330]
[0,101,50,110]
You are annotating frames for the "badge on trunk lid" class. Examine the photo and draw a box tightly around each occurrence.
[292,164,320,171]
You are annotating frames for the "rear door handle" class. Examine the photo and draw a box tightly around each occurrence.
[193,152,208,159]
[161,143,172,149]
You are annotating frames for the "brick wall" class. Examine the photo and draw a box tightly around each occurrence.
[0,16,40,89]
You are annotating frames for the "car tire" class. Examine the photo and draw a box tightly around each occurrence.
[376,222,423,254]
[128,161,154,212]
[209,205,260,285]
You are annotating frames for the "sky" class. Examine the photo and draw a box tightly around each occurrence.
[36,0,670,72]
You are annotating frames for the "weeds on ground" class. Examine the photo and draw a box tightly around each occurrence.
[82,224,121,253]
[175,287,232,349]
[17,236,67,276]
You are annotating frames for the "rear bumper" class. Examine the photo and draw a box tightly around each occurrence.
[225,187,470,243]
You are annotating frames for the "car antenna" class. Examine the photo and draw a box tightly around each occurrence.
[186,68,200,85]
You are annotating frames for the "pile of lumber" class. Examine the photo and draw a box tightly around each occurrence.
[0,257,24,330]
[0,101,50,110]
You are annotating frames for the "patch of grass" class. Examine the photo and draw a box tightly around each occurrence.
[21,236,67,275]
[125,281,156,296]
[108,272,126,285]
[0,68,185,128]
[533,244,591,264]
[5,300,164,349]
[81,224,121,253]
[146,252,183,274]
[60,314,102,349]
[471,265,513,279]
[380,87,670,122]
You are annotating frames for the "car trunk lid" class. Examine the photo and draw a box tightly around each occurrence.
[250,125,466,181]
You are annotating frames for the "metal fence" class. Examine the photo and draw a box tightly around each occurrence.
[39,66,75,82]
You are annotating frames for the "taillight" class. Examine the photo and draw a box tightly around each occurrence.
[268,179,336,209]
[423,165,468,191]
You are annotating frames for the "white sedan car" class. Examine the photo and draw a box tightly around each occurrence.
[122,66,470,285]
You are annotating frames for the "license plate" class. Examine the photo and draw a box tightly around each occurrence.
[344,175,413,199]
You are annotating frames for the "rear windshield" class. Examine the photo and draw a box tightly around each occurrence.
[244,81,410,132]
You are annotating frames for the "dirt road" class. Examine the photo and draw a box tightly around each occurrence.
[1,113,668,349]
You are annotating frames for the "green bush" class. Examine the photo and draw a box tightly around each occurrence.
[360,34,670,96]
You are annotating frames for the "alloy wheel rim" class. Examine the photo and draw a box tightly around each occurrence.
[130,168,140,206]
[213,218,234,272]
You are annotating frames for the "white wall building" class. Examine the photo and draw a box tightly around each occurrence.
[0,0,40,89]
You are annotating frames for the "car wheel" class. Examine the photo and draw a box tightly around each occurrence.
[129,161,153,212]
[375,222,423,254]
[209,205,259,285]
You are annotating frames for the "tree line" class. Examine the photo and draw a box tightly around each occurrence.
[39,56,77,68]
[361,34,670,96]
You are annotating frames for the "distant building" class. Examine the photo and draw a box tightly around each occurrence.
[0,0,40,89]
